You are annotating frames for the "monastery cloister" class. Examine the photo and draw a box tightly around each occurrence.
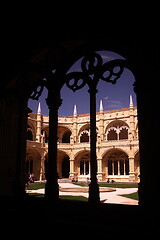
[26,95,140,182]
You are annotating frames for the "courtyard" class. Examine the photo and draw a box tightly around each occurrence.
[26,180,138,205]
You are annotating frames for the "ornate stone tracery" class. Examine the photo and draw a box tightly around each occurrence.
[65,52,126,92]
[21,49,135,203]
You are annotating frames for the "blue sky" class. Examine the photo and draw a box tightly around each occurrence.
[28,51,137,116]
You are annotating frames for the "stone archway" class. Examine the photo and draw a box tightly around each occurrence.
[1,34,142,203]
[58,126,72,144]
[102,148,129,182]
[45,151,70,179]
[26,149,41,181]
[74,150,90,181]
[57,150,70,178]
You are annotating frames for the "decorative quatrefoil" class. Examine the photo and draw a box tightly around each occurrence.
[65,52,126,92]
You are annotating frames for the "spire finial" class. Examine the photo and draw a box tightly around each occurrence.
[73,105,77,116]
[129,95,134,108]
[37,102,41,114]
[100,100,103,112]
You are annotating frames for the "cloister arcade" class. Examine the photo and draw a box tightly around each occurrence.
[26,100,140,182]
[0,20,159,232]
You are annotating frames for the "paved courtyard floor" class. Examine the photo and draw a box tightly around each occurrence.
[27,182,138,205]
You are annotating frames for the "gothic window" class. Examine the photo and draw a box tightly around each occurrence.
[107,152,129,175]
[80,160,89,175]
[119,128,128,140]
[107,129,117,140]
[106,120,129,141]
[80,132,89,142]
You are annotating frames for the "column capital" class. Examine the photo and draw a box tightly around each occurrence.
[46,95,63,110]
[88,88,98,94]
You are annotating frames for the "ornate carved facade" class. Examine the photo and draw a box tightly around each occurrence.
[26,95,140,182]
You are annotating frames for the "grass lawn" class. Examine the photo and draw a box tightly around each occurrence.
[27,182,138,190]
[27,183,45,190]
[27,182,138,201]
[28,193,88,201]
[60,195,88,202]
[74,182,138,188]
[119,191,138,201]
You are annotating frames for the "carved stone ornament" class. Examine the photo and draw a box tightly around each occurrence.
[65,52,126,92]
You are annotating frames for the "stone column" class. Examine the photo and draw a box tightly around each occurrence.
[39,156,44,181]
[118,160,120,175]
[45,90,62,201]
[99,100,104,141]
[97,158,103,181]
[129,95,135,139]
[36,102,42,142]
[14,98,28,198]
[73,105,78,143]
[69,158,75,179]
[88,88,100,203]
[129,157,135,181]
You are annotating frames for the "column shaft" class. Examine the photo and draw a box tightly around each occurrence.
[88,89,100,203]
[45,91,62,201]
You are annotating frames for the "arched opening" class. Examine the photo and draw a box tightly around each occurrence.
[107,129,117,140]
[119,128,128,140]
[25,149,41,181]
[58,126,72,144]
[25,48,139,199]
[80,132,89,143]
[103,149,129,182]
[62,131,71,143]
[57,150,70,178]
[16,43,139,204]
[62,156,70,178]
[75,150,90,181]
[1,25,159,231]
[79,125,90,143]
[105,120,129,141]
[26,129,33,141]
[26,122,36,141]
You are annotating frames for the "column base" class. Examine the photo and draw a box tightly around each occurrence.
[69,172,75,179]
[129,172,136,182]
[97,172,103,181]
[45,181,59,201]
[88,181,100,204]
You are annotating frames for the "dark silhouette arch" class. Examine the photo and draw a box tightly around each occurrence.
[0,24,159,233]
